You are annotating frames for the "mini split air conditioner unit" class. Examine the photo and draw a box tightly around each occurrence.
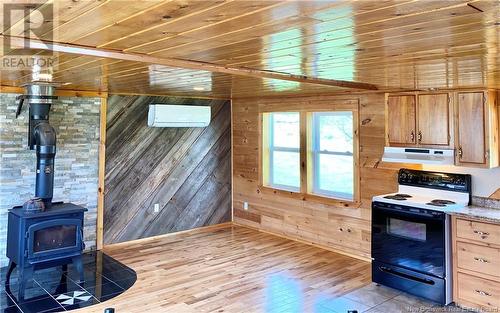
[147,104,211,127]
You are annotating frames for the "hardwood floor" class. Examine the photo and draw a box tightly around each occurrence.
[80,224,371,312]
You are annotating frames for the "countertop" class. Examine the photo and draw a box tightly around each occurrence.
[447,205,500,224]
[400,196,500,224]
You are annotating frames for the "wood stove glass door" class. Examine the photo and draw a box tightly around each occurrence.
[27,218,82,261]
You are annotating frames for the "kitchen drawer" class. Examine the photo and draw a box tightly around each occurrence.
[456,218,500,245]
[456,241,500,278]
[456,272,500,310]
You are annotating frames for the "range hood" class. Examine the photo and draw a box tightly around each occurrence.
[382,147,455,165]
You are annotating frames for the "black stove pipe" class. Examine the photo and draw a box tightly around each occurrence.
[34,121,56,206]
[16,83,58,207]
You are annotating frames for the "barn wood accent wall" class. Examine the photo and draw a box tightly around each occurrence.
[232,94,422,260]
[104,95,231,244]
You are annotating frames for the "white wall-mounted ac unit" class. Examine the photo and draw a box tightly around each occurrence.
[147,104,211,127]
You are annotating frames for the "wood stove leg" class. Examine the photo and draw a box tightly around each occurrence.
[18,266,33,301]
[5,261,16,286]
[73,256,84,284]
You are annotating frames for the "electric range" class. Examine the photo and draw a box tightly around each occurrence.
[371,168,472,305]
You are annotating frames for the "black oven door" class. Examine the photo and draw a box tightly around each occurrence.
[372,202,446,278]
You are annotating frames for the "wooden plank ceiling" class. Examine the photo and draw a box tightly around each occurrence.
[0,0,499,98]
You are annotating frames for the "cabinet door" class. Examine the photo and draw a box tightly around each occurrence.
[417,94,450,146]
[387,95,416,145]
[457,92,485,164]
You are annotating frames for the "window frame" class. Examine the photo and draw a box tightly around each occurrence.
[310,111,355,201]
[262,112,301,192]
[260,103,360,204]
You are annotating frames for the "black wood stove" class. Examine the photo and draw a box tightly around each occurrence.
[5,83,87,301]
[6,202,87,300]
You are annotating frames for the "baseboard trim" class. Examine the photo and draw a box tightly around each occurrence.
[102,222,233,249]
[233,222,372,263]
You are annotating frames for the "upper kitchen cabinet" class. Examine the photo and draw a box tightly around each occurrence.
[386,93,452,148]
[455,91,499,168]
[386,95,417,145]
[417,94,451,147]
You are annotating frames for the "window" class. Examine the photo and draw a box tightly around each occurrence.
[310,112,354,200]
[261,108,358,202]
[262,112,300,191]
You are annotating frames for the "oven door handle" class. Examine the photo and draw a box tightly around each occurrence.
[379,266,436,285]
[373,205,443,220]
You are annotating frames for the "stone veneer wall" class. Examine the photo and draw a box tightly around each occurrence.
[0,93,100,267]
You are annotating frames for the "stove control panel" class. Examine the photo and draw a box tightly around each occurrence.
[398,169,471,193]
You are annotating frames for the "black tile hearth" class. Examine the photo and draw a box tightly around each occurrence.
[85,282,124,301]
[17,296,63,313]
[1,307,22,313]
[1,251,136,313]
[107,276,136,290]
[0,290,16,310]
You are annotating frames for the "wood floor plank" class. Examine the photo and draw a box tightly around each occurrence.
[86,225,371,312]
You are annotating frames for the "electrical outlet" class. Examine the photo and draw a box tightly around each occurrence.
[154,203,160,213]
[243,201,249,210]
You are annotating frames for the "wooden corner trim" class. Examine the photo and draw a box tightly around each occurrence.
[96,97,107,250]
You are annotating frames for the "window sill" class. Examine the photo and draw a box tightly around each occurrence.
[259,185,360,208]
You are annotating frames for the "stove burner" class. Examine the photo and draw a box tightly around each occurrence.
[430,199,456,205]
[384,196,406,201]
[426,202,446,207]
[383,194,413,201]
[426,199,456,207]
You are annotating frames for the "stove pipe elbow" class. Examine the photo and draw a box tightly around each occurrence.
[34,121,57,206]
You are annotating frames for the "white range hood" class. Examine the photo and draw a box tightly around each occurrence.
[382,147,455,165]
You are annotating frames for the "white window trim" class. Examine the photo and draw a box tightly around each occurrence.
[268,113,300,192]
[311,111,354,200]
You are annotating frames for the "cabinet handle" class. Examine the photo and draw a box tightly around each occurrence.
[473,230,489,236]
[475,290,491,297]
[410,131,415,143]
[474,257,489,263]
[458,146,463,159]
[417,131,422,143]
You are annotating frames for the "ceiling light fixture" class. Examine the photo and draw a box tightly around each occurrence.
[193,86,205,91]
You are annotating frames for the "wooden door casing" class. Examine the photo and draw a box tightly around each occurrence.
[417,93,450,146]
[456,92,486,165]
[386,95,416,145]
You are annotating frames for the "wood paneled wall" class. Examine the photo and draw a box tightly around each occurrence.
[104,95,231,244]
[232,94,419,260]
